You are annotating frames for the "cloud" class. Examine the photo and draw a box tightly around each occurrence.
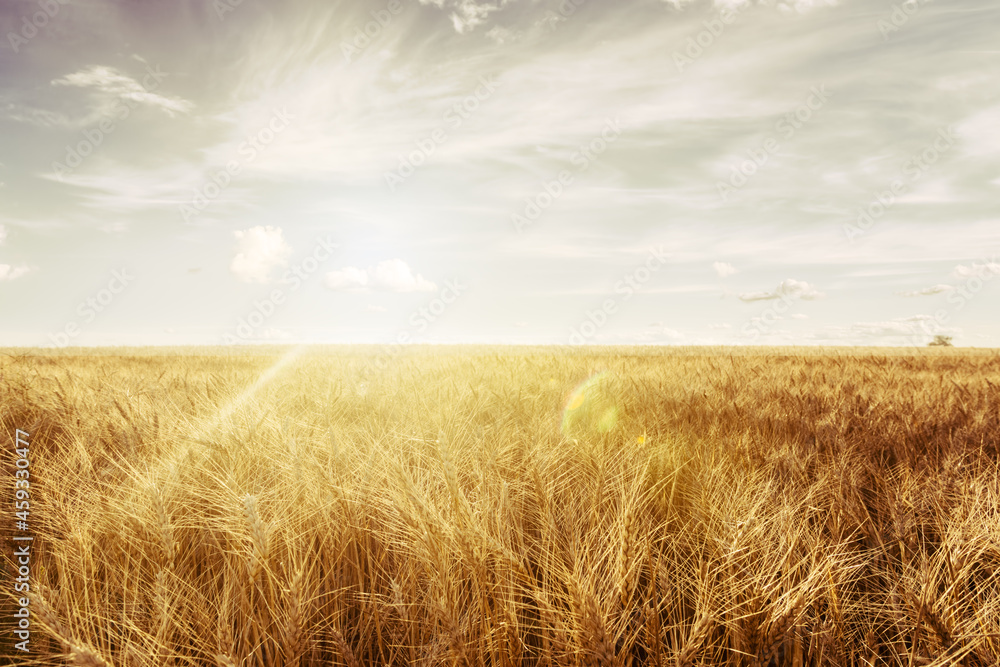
[790,313,809,320]
[367,304,387,313]
[230,226,292,283]
[709,323,732,329]
[419,0,509,34]
[0,226,30,281]
[952,262,1000,280]
[713,261,737,278]
[739,279,824,302]
[776,0,838,13]
[51,65,194,118]
[812,315,959,345]
[897,284,954,297]
[326,259,436,293]
[485,25,519,44]
[0,264,31,281]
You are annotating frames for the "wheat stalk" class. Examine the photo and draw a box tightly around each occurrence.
[332,626,360,667]
[242,494,269,581]
[675,613,714,667]
[282,566,308,665]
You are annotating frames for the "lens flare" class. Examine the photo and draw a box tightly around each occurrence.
[561,371,619,438]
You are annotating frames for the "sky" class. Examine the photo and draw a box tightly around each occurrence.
[0,0,998,348]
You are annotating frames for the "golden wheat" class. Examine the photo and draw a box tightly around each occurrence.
[2,346,999,665]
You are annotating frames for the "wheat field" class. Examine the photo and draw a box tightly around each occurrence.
[2,346,1000,666]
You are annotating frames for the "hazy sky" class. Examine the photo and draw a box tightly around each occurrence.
[1,0,998,347]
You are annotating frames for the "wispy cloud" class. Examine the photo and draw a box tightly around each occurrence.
[739,278,824,302]
[51,65,193,118]
[897,284,954,297]
[326,259,436,292]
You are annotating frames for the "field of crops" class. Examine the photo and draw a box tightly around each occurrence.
[2,346,999,666]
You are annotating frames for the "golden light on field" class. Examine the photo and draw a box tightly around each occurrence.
[3,346,1000,666]
[561,371,620,438]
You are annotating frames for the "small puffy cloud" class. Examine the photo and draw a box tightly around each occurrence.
[230,226,292,283]
[367,304,387,313]
[326,259,436,293]
[713,262,737,278]
[0,264,31,281]
[739,279,825,302]
[790,313,810,320]
[709,323,732,329]
[897,284,955,297]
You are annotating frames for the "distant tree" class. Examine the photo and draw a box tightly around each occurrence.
[928,334,953,347]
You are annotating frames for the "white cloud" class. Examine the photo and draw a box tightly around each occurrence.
[0,264,31,281]
[230,226,292,283]
[898,284,954,297]
[776,0,838,13]
[326,266,370,290]
[709,323,732,329]
[51,65,194,118]
[367,304,387,313]
[713,261,737,278]
[812,315,959,345]
[419,0,508,34]
[952,262,1000,279]
[0,227,30,281]
[326,259,436,293]
[790,313,809,320]
[739,279,825,302]
[485,25,519,44]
